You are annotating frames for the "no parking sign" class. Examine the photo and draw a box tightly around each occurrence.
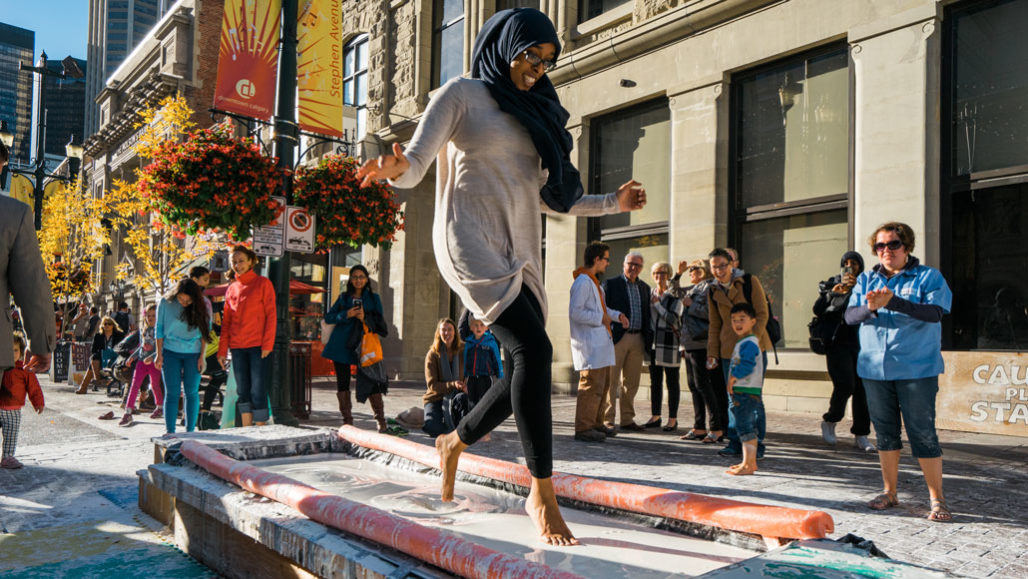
[286,205,316,254]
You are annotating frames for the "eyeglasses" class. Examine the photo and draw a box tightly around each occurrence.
[626,262,643,270]
[711,263,731,271]
[350,275,368,281]
[520,50,556,72]
[874,240,904,253]
[103,322,114,326]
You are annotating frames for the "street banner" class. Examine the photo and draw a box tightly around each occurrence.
[9,174,33,209]
[285,205,315,253]
[213,0,282,120]
[253,196,286,257]
[297,0,344,137]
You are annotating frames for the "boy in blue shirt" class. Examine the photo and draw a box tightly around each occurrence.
[463,315,504,442]
[726,303,765,476]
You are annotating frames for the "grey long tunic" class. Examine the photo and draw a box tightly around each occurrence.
[391,77,619,324]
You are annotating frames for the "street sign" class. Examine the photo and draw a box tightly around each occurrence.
[285,205,315,254]
[253,196,286,257]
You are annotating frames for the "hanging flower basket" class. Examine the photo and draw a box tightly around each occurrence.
[137,123,283,241]
[292,155,404,252]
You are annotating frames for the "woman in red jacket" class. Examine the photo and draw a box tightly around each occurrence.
[217,246,276,426]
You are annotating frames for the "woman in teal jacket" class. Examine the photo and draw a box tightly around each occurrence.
[322,265,387,429]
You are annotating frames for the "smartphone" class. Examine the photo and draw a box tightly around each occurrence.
[352,298,363,309]
[841,265,854,278]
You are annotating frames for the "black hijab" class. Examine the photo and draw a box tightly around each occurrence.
[470,8,583,213]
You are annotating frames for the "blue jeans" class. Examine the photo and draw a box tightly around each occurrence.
[730,393,764,443]
[423,393,456,438]
[162,349,200,433]
[863,376,942,458]
[721,353,767,454]
[232,347,271,423]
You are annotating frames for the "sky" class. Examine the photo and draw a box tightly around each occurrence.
[1,0,89,61]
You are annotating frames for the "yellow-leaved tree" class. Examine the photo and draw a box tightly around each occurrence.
[36,178,112,333]
[105,93,219,303]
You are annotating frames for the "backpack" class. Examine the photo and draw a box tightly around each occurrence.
[712,274,781,364]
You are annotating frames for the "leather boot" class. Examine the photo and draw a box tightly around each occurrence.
[336,390,353,425]
[369,393,387,433]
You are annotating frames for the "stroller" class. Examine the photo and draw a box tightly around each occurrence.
[97,332,140,400]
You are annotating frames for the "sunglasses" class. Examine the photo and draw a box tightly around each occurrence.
[874,240,904,253]
[519,50,556,72]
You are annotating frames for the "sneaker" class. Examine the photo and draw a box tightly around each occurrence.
[118,413,133,427]
[855,435,877,453]
[574,430,606,443]
[0,456,23,469]
[149,408,163,420]
[821,421,838,445]
[717,446,742,457]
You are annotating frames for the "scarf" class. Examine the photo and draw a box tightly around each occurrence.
[573,267,612,336]
[439,347,459,382]
[470,8,583,213]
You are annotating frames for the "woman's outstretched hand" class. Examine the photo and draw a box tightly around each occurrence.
[357,142,410,187]
[616,180,646,212]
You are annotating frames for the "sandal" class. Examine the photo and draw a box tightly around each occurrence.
[868,492,899,511]
[928,498,953,522]
[679,429,707,441]
[702,431,724,444]
[98,411,115,420]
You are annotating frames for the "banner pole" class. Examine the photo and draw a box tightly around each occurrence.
[268,0,300,426]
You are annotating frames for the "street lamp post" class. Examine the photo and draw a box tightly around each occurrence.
[0,52,85,230]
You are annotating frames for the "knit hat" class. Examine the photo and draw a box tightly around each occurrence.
[840,251,865,274]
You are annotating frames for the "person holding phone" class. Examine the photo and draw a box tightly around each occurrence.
[322,265,386,426]
[813,251,873,452]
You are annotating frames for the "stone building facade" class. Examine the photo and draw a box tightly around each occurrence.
[348,0,1028,437]
[82,0,224,307]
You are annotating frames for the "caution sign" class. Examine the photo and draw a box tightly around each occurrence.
[286,205,315,254]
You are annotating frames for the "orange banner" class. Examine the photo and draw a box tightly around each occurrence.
[213,0,282,120]
[296,0,343,137]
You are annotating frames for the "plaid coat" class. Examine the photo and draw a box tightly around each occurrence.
[650,288,684,367]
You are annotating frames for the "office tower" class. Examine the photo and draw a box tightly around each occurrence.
[32,58,88,158]
[84,0,164,137]
[0,23,35,163]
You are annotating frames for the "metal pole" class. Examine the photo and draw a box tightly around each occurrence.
[268,0,299,426]
[31,52,48,231]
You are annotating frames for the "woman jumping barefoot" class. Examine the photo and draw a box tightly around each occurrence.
[358,8,645,546]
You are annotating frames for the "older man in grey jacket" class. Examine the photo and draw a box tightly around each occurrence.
[0,142,55,378]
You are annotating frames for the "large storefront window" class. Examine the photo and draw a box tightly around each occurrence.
[433,0,464,88]
[588,98,670,270]
[951,0,1028,176]
[944,0,1028,350]
[732,44,850,348]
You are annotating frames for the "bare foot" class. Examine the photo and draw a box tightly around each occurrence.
[435,431,467,502]
[526,478,578,546]
[726,463,757,476]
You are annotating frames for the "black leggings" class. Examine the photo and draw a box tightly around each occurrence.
[333,362,352,392]
[456,287,553,478]
[648,363,681,419]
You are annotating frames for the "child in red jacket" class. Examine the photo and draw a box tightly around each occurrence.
[1,334,45,469]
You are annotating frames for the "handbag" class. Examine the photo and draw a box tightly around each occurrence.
[320,320,335,346]
[359,323,384,367]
